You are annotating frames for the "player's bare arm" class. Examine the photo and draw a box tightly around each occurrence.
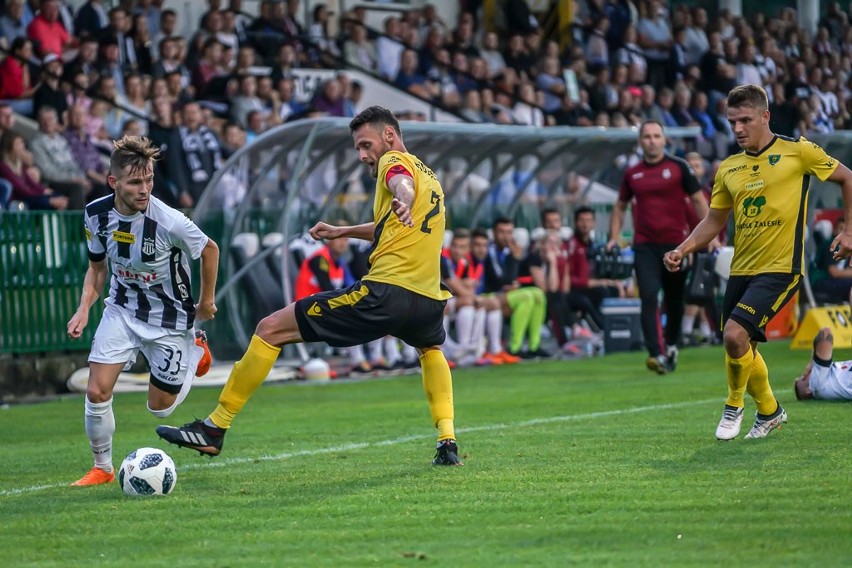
[606,199,628,249]
[196,239,219,321]
[309,221,376,242]
[827,163,852,259]
[664,207,730,272]
[387,173,416,227]
[67,258,108,338]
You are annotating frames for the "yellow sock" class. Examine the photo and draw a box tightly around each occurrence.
[420,349,455,441]
[209,335,281,429]
[725,349,753,408]
[746,350,778,416]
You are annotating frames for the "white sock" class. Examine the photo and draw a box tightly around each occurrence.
[456,305,475,351]
[681,314,695,336]
[699,321,713,338]
[383,336,401,366]
[486,309,503,354]
[471,308,486,357]
[84,397,115,473]
[368,339,384,364]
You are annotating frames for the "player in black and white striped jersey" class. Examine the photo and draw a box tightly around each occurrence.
[66,136,220,487]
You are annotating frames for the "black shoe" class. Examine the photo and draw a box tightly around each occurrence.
[432,439,463,466]
[529,348,554,359]
[510,350,536,360]
[156,419,226,457]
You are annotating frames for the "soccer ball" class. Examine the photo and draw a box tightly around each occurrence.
[118,447,177,496]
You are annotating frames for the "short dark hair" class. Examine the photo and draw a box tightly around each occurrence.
[452,228,471,240]
[574,205,595,223]
[727,84,768,110]
[471,228,489,241]
[110,136,160,176]
[540,207,560,226]
[348,105,401,136]
[492,216,513,230]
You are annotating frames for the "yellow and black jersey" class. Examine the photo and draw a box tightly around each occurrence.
[710,135,839,276]
[363,150,452,301]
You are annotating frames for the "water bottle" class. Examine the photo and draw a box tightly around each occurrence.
[618,246,634,279]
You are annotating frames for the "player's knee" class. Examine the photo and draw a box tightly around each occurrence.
[86,386,113,404]
[722,324,750,356]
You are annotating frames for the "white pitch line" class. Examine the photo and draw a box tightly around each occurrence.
[0,398,718,497]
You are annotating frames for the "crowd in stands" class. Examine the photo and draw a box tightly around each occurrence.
[0,0,850,212]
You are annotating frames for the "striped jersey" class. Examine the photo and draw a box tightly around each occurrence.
[83,194,209,330]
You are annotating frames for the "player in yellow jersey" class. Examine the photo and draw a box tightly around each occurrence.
[156,106,462,465]
[663,84,852,440]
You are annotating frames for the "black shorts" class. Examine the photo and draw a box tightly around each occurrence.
[294,280,447,349]
[722,273,800,342]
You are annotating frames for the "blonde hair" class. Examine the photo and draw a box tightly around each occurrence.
[110,136,160,176]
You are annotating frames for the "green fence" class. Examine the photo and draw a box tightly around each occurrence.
[0,210,99,354]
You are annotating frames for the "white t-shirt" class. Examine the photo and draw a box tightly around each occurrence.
[809,360,852,400]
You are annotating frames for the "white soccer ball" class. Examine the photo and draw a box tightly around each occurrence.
[118,447,177,496]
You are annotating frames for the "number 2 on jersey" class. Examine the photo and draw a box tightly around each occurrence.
[420,191,440,234]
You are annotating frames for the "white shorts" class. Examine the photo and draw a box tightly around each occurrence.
[89,305,202,394]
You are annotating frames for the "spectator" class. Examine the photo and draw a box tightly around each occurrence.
[700,31,735,106]
[449,15,479,58]
[458,89,487,123]
[1,0,27,48]
[281,0,303,39]
[276,77,306,122]
[130,12,154,76]
[505,0,539,36]
[33,53,67,122]
[63,36,99,86]
[230,74,265,128]
[97,35,127,96]
[116,73,149,134]
[221,121,245,158]
[170,101,223,205]
[376,16,404,80]
[192,37,226,98]
[768,83,798,137]
[480,31,506,79]
[26,0,71,58]
[28,106,89,207]
[637,0,672,91]
[152,37,191,88]
[535,56,566,114]
[343,23,376,72]
[585,16,610,72]
[684,7,709,66]
[244,109,264,143]
[101,7,136,71]
[74,0,108,41]
[0,130,68,210]
[151,9,178,60]
[504,34,535,80]
[0,37,36,115]
[449,51,476,95]
[310,78,345,117]
[736,42,762,88]
[394,49,431,99]
[308,3,339,60]
[134,0,162,38]
[616,23,648,81]
[512,82,544,127]
[270,43,300,84]
[63,103,109,199]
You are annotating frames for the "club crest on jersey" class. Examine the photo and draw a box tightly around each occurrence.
[112,230,135,244]
[768,154,781,166]
[142,237,156,256]
[662,168,671,179]
[743,196,766,217]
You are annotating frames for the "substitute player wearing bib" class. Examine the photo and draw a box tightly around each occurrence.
[67,136,219,486]
[664,84,852,440]
[157,106,463,466]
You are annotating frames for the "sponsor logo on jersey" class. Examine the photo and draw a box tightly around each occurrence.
[115,266,158,283]
[662,168,671,179]
[759,315,769,327]
[728,164,747,173]
[768,154,781,166]
[142,237,156,256]
[307,302,322,317]
[632,172,644,179]
[743,195,766,217]
[744,180,765,191]
[112,230,135,244]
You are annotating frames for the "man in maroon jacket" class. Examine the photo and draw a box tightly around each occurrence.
[608,120,709,374]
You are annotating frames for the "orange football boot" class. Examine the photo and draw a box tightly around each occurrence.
[71,467,115,486]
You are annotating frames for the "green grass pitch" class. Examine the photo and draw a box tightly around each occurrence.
[2,341,852,567]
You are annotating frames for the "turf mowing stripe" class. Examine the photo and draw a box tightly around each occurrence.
[0,398,718,497]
